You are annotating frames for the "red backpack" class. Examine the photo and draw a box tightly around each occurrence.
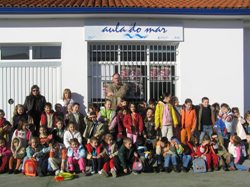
[24,158,37,177]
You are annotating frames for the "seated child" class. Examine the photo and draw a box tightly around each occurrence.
[200,135,219,172]
[52,118,65,144]
[63,122,82,149]
[9,137,26,174]
[155,137,169,172]
[67,138,88,175]
[23,137,50,177]
[0,137,11,173]
[229,135,250,171]
[101,134,118,177]
[86,137,104,175]
[115,137,139,175]
[12,119,31,147]
[39,126,52,147]
[211,133,231,171]
[48,141,67,175]
[0,109,12,145]
[163,137,180,173]
[54,103,64,121]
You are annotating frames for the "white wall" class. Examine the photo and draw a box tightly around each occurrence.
[244,28,250,113]
[179,20,244,112]
[0,19,88,117]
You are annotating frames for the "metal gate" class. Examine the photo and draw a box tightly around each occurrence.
[0,62,62,120]
[88,43,178,105]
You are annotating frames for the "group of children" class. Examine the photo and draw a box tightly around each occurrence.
[1,92,250,178]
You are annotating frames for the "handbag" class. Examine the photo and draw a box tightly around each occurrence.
[132,158,143,172]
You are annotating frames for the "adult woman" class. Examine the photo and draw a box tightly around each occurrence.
[58,88,74,114]
[23,85,46,135]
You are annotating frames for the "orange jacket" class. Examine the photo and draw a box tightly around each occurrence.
[181,107,197,130]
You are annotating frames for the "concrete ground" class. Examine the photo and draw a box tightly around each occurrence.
[0,170,250,187]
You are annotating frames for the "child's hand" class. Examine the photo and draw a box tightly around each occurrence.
[97,155,101,159]
[202,140,210,146]
[123,168,128,174]
[0,153,2,157]
[109,155,113,159]
[87,154,92,160]
[134,152,138,158]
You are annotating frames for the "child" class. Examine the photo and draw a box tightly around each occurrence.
[163,137,181,173]
[243,111,250,156]
[109,108,127,147]
[101,134,118,177]
[0,109,12,144]
[187,135,202,159]
[211,133,231,171]
[115,137,139,175]
[63,122,82,149]
[180,99,197,144]
[98,99,115,128]
[155,137,169,172]
[83,112,106,142]
[67,103,86,135]
[144,108,158,151]
[23,137,50,176]
[67,138,87,175]
[200,135,219,171]
[155,93,178,141]
[86,137,104,175]
[12,119,31,147]
[123,103,144,144]
[0,138,11,173]
[230,135,250,171]
[48,141,67,175]
[12,104,29,131]
[39,126,52,147]
[54,103,64,121]
[52,118,65,144]
[40,102,56,134]
[218,103,234,138]
[9,137,26,174]
[65,103,73,125]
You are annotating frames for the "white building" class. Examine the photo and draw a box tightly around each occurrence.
[0,0,249,119]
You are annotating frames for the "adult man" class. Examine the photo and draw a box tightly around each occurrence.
[106,73,128,109]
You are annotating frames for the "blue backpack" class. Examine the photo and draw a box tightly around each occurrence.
[192,158,206,173]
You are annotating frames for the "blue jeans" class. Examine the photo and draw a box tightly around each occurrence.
[164,155,177,168]
[200,125,213,143]
[181,154,191,168]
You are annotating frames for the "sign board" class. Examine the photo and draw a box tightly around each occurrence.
[85,21,183,41]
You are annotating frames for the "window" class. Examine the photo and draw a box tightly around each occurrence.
[1,46,29,60]
[33,46,61,59]
[0,45,61,60]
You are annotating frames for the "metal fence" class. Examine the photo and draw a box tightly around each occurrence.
[88,43,178,105]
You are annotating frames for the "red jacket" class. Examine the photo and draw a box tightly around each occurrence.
[40,112,56,129]
[123,113,144,134]
[187,142,202,158]
[85,143,103,155]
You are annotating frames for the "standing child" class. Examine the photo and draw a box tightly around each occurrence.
[155,93,178,141]
[63,122,82,149]
[180,99,197,144]
[98,99,115,130]
[9,137,26,174]
[101,134,118,177]
[40,102,56,134]
[67,138,87,175]
[115,137,139,175]
[0,109,12,144]
[0,138,11,173]
[86,137,104,175]
[123,103,144,144]
[12,119,32,147]
[54,103,64,122]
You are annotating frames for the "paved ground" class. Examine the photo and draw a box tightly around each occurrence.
[0,170,250,187]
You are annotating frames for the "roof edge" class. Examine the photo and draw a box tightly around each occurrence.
[1,7,250,15]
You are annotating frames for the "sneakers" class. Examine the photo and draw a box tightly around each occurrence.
[132,171,138,175]
[98,170,102,175]
[111,169,117,178]
[8,169,14,174]
[229,166,236,171]
[91,171,96,175]
[14,169,19,174]
[101,169,109,177]
[182,167,188,173]
[55,170,60,176]
[164,167,171,173]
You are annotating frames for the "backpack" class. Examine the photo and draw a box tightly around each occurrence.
[132,158,143,172]
[192,158,206,173]
[24,158,37,177]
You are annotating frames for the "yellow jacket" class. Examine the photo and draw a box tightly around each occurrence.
[155,101,178,129]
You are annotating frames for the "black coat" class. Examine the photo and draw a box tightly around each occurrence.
[24,95,46,115]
